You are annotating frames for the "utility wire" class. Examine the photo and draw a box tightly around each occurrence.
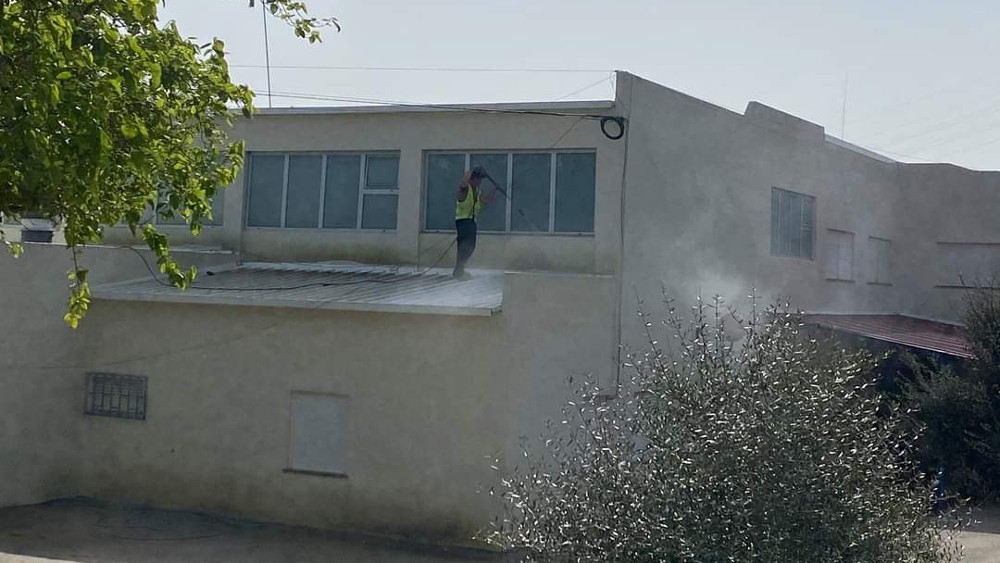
[554,74,615,101]
[252,89,614,119]
[250,89,627,140]
[260,1,273,109]
[231,64,611,73]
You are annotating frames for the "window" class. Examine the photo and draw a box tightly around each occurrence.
[870,237,891,284]
[770,188,815,259]
[424,151,596,233]
[287,392,349,477]
[246,152,399,230]
[824,230,854,281]
[84,373,147,420]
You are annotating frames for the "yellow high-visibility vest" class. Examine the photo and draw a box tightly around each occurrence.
[455,182,482,221]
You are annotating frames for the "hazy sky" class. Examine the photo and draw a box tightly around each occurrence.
[162,1,1000,170]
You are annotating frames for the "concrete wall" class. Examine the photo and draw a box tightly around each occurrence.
[68,269,615,540]
[102,108,627,275]
[895,164,1000,321]
[614,72,1000,345]
[0,244,234,508]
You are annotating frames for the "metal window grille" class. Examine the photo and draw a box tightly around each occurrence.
[84,373,147,420]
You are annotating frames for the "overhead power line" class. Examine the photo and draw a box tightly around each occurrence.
[230,64,612,73]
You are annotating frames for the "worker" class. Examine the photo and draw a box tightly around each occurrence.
[453,166,498,280]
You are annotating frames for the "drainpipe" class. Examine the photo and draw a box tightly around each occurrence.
[611,73,635,398]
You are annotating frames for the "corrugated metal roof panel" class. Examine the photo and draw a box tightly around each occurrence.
[803,314,971,358]
[93,262,503,317]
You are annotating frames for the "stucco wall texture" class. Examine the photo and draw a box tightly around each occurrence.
[3,71,1000,541]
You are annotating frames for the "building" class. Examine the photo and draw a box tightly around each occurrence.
[2,71,999,542]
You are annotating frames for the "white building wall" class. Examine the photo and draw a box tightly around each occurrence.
[6,72,1000,543]
[68,270,615,539]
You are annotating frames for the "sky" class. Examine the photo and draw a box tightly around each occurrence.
[161,1,1000,170]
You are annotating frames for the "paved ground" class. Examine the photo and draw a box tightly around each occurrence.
[962,505,1000,563]
[0,498,996,562]
[0,498,503,563]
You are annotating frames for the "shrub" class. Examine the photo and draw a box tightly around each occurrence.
[487,297,959,562]
[892,283,1000,501]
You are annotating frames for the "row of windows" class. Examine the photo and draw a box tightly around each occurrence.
[771,187,892,284]
[247,153,401,230]
[425,152,596,233]
[243,151,598,234]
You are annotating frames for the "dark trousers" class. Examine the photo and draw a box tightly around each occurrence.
[454,218,477,274]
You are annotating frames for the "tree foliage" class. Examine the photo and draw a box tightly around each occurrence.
[890,283,1000,500]
[488,296,959,562]
[0,0,335,327]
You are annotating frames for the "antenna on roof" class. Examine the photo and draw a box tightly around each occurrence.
[841,73,849,139]
[262,1,273,108]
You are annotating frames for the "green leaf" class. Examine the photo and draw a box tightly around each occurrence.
[149,63,161,89]
[121,122,139,140]
[56,71,72,80]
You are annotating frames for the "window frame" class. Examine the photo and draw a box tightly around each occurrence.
[421,149,597,236]
[244,151,400,232]
[770,187,816,260]
[824,229,855,282]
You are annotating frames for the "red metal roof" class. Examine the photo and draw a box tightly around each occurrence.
[802,314,972,358]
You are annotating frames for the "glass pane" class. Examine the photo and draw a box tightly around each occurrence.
[247,154,285,227]
[425,153,465,231]
[323,155,361,228]
[470,153,508,231]
[779,191,793,256]
[788,194,803,258]
[770,189,780,256]
[511,153,551,232]
[285,155,322,228]
[366,155,399,189]
[554,153,595,233]
[361,194,398,230]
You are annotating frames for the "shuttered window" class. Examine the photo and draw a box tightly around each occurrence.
[287,392,349,478]
[770,188,815,259]
[870,237,891,284]
[246,152,399,230]
[824,230,855,281]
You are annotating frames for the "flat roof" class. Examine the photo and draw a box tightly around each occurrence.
[803,314,971,358]
[250,99,615,117]
[93,262,503,317]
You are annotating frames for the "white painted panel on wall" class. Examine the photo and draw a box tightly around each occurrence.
[289,392,349,476]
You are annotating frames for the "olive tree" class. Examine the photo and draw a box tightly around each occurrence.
[0,0,335,326]
[487,296,961,562]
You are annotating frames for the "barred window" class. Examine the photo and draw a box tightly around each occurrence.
[84,373,147,420]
